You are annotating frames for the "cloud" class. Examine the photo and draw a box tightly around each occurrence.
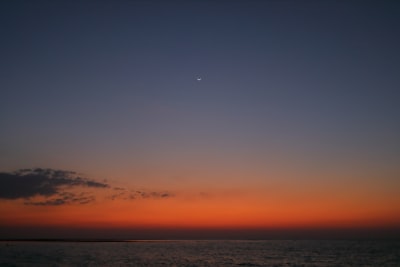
[0,168,175,206]
[109,187,174,201]
[24,192,96,206]
[0,168,108,204]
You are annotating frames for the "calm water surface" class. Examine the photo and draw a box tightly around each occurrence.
[1,240,399,266]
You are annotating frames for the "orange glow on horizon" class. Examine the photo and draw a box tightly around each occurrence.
[2,186,399,232]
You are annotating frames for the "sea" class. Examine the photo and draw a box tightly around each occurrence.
[1,240,399,266]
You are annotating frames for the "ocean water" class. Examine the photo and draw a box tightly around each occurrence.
[1,240,399,266]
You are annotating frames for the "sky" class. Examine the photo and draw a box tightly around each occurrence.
[1,0,399,239]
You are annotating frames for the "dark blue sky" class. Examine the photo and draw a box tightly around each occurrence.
[1,0,399,192]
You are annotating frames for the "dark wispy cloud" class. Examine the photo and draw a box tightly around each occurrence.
[110,187,174,201]
[0,168,108,205]
[0,168,175,206]
[24,192,96,206]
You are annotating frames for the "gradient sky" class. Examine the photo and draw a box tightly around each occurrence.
[1,0,400,239]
